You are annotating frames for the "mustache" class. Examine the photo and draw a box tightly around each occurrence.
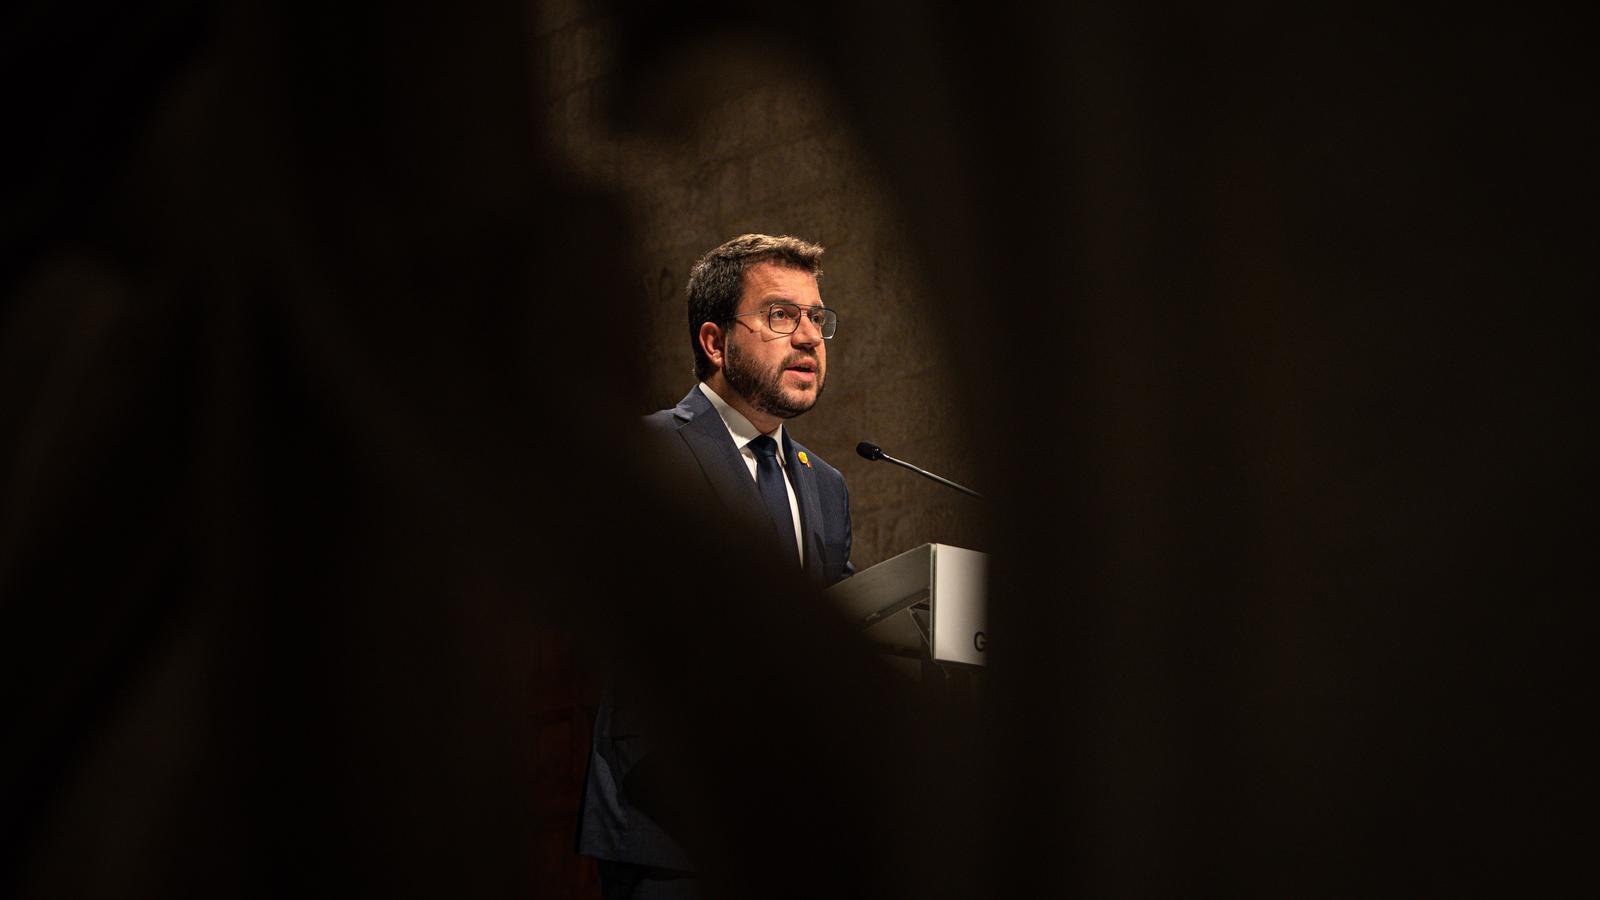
[782,351,820,368]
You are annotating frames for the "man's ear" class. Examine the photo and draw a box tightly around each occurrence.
[698,321,725,371]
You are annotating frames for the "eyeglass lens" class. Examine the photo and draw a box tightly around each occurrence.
[768,303,837,338]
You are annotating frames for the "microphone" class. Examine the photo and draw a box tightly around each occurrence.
[856,441,982,499]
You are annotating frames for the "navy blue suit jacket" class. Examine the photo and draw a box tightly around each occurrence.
[576,385,854,869]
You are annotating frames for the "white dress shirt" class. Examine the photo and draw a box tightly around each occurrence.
[698,382,805,565]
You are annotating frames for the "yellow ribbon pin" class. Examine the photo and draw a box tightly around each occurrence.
[798,451,811,468]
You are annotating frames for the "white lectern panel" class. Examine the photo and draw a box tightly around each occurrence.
[931,544,987,666]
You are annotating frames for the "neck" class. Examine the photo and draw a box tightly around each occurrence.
[705,372,781,435]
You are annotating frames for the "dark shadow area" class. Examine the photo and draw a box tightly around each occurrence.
[2,0,1590,897]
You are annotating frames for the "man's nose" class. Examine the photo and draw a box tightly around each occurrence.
[790,317,822,346]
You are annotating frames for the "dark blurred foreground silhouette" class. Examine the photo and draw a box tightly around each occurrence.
[2,0,1590,896]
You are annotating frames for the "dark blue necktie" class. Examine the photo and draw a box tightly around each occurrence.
[748,435,799,565]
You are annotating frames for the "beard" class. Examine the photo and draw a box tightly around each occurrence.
[724,342,825,419]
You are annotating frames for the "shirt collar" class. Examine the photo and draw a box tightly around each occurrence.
[699,382,786,463]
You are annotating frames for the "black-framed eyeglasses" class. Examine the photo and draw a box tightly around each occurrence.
[728,302,838,339]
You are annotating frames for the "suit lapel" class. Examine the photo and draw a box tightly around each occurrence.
[783,432,827,581]
[672,386,766,522]
[671,386,824,576]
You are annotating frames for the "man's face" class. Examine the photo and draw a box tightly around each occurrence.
[722,261,827,420]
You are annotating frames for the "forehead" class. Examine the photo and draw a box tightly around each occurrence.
[738,261,822,310]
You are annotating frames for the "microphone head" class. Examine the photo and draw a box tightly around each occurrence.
[856,441,885,461]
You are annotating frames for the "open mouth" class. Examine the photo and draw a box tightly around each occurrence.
[784,359,818,380]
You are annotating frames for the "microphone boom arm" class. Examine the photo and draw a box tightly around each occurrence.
[882,454,983,498]
[857,441,983,499]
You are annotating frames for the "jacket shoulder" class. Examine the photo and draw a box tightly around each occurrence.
[642,386,707,433]
[642,408,680,432]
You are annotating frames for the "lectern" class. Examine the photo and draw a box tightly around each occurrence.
[826,543,988,668]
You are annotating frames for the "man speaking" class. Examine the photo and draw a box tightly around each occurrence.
[578,234,854,898]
